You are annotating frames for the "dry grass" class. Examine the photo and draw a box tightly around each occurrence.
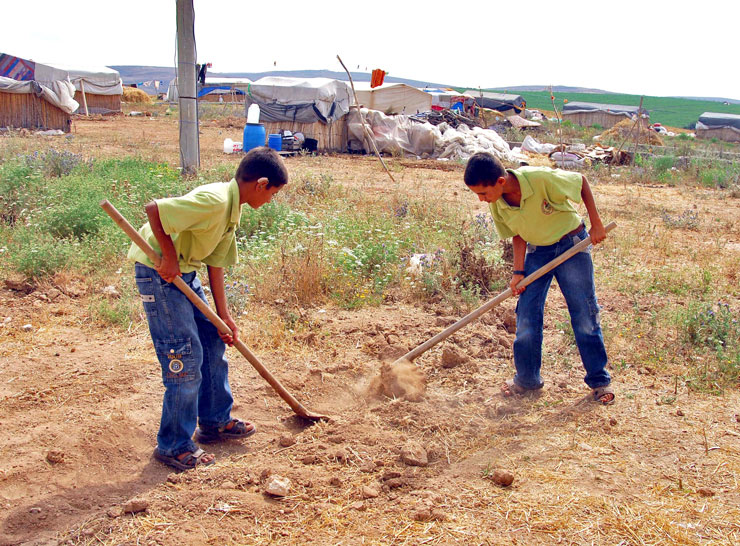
[121,87,152,104]
[602,118,664,146]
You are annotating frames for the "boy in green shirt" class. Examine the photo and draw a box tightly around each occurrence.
[130,147,289,470]
[464,152,614,405]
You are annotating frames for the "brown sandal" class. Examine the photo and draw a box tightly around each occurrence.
[592,385,615,405]
[153,447,215,471]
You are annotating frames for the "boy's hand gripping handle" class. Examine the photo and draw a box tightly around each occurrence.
[100,200,328,421]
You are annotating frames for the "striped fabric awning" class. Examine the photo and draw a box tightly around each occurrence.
[0,53,35,81]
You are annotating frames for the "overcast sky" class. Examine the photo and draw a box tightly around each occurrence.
[3,0,738,99]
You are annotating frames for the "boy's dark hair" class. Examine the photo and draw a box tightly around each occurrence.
[235,147,289,188]
[464,152,506,187]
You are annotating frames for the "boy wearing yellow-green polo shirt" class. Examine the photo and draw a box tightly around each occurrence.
[464,152,614,405]
[129,147,288,470]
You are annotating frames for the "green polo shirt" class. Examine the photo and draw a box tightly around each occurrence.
[128,178,242,272]
[489,167,583,246]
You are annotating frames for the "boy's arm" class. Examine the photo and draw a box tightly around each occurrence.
[145,201,181,283]
[580,175,606,245]
[510,235,527,295]
[207,265,238,346]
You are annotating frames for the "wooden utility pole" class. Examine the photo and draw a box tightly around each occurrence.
[176,0,199,174]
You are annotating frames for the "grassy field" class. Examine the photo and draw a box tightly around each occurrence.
[485,90,740,129]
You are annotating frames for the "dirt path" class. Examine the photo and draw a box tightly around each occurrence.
[1,278,738,545]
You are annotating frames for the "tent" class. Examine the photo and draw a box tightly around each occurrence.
[353,82,432,115]
[167,76,252,102]
[462,90,525,114]
[0,52,77,131]
[198,77,252,102]
[243,77,352,123]
[242,77,353,152]
[695,112,740,142]
[37,62,122,114]
[422,88,467,111]
[562,101,648,128]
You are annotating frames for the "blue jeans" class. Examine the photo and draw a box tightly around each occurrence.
[135,263,234,457]
[512,227,611,390]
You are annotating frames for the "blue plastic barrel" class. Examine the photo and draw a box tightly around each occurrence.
[267,134,282,151]
[243,123,266,153]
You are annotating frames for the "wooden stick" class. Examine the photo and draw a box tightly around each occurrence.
[633,96,644,165]
[337,55,396,183]
[80,80,89,116]
[394,222,617,365]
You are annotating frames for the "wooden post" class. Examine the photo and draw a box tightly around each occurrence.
[176,0,200,175]
[80,80,89,116]
[633,96,644,165]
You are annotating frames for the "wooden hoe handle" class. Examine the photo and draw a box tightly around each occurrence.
[101,200,325,420]
[397,221,618,364]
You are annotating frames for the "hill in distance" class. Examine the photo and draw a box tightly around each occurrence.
[112,66,738,103]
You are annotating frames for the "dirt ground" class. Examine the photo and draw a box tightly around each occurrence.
[1,114,739,545]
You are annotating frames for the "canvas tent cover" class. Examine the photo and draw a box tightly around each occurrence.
[0,53,79,113]
[463,90,524,113]
[697,112,740,131]
[36,63,122,95]
[0,75,78,114]
[563,101,642,115]
[354,82,432,115]
[243,77,352,123]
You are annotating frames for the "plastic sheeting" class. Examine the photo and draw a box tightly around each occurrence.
[243,77,352,123]
[347,108,517,162]
[562,101,643,115]
[34,63,122,95]
[0,76,79,114]
[698,112,740,131]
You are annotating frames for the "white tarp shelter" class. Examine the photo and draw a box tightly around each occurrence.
[354,82,432,115]
[243,77,352,123]
[34,63,123,96]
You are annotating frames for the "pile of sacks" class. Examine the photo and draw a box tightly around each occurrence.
[347,108,519,162]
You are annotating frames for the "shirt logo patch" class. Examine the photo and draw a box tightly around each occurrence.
[541,199,554,215]
[168,359,184,373]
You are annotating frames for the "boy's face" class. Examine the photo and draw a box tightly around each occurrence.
[246,177,283,209]
[469,178,504,203]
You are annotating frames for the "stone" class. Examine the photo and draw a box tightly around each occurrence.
[488,470,515,487]
[400,442,428,467]
[697,488,715,497]
[503,311,517,334]
[412,508,433,522]
[676,409,685,417]
[102,285,120,298]
[385,478,405,489]
[265,475,292,497]
[22,324,33,332]
[221,481,237,490]
[107,506,124,518]
[46,450,65,464]
[440,348,468,369]
[351,501,367,511]
[278,434,296,447]
[361,485,379,499]
[122,498,148,514]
